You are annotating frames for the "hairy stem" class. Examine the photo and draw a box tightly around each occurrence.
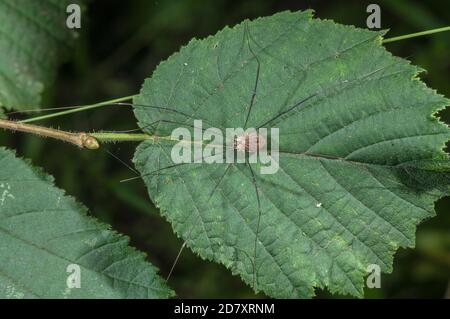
[90,132,205,145]
[0,119,100,149]
[91,132,156,143]
[0,118,165,149]
[383,26,450,43]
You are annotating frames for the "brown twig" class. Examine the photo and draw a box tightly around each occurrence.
[0,119,99,149]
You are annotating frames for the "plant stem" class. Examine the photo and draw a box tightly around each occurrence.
[1,118,175,148]
[0,119,100,149]
[91,132,156,143]
[19,95,137,124]
[383,26,450,43]
[91,132,203,145]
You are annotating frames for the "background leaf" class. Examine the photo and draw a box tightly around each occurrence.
[0,0,81,110]
[0,147,173,299]
[133,10,450,298]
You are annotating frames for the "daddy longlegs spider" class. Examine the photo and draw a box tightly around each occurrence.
[6,20,410,293]
[113,21,407,291]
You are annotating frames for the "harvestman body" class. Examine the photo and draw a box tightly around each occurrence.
[234,131,266,153]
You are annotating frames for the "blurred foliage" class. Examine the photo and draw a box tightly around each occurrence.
[0,0,448,298]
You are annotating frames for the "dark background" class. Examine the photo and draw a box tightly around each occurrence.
[1,0,449,298]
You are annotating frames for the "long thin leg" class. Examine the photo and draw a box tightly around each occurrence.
[166,241,187,282]
[118,102,197,121]
[105,149,139,175]
[142,119,211,132]
[207,163,232,201]
[256,61,402,129]
[120,146,230,183]
[167,213,212,284]
[166,150,233,283]
[99,117,209,135]
[257,92,318,129]
[241,21,265,290]
[100,119,179,134]
[246,160,262,291]
[120,159,205,183]
[102,120,170,177]
[118,102,220,128]
[243,21,261,129]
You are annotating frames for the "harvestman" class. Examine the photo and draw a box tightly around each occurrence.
[113,20,407,291]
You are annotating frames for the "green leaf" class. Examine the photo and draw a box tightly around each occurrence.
[0,0,81,110]
[0,147,173,299]
[132,10,450,298]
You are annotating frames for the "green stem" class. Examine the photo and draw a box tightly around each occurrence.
[383,26,450,43]
[90,132,205,146]
[91,132,156,143]
[19,94,137,124]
